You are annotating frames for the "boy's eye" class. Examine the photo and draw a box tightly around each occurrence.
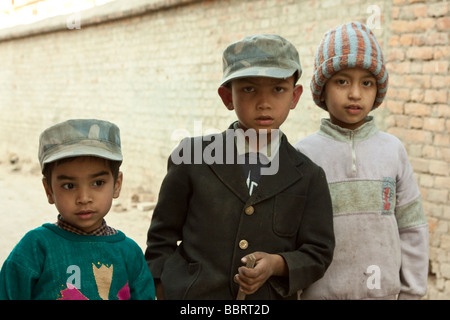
[243,87,255,93]
[93,180,105,187]
[336,79,348,85]
[62,183,74,190]
[274,87,285,93]
[362,80,374,87]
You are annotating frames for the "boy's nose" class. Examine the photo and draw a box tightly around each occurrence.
[76,187,93,204]
[348,84,361,100]
[256,92,272,109]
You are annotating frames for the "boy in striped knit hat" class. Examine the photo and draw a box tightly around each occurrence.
[295,21,429,299]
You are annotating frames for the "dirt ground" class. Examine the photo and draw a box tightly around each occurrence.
[0,160,153,267]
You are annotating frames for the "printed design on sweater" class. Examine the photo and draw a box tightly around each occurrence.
[381,177,395,215]
[92,263,113,300]
[58,262,130,300]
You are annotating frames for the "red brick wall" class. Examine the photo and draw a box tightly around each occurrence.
[386,0,449,299]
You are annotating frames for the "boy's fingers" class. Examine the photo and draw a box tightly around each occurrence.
[241,253,257,267]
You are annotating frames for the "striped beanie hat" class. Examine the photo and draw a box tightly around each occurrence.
[311,21,388,110]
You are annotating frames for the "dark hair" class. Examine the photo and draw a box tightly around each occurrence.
[42,156,121,191]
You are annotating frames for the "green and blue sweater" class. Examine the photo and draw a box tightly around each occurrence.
[295,117,429,300]
[0,223,155,300]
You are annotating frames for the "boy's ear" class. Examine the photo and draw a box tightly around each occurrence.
[113,171,123,199]
[218,86,234,110]
[290,84,303,110]
[42,178,55,204]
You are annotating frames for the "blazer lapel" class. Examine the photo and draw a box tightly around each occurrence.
[249,136,303,205]
[209,161,250,203]
[207,129,304,204]
[208,129,250,203]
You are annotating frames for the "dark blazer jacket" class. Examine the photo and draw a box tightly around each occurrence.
[145,124,334,300]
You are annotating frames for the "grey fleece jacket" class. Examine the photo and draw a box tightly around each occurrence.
[295,117,429,300]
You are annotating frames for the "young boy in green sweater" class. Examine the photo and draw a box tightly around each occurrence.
[0,119,155,300]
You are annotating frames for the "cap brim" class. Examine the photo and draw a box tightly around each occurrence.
[220,67,297,86]
[41,144,122,171]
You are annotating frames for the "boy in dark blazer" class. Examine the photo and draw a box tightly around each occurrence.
[145,34,335,300]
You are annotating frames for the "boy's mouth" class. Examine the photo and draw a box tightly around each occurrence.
[255,116,274,126]
[76,210,94,220]
[345,104,363,115]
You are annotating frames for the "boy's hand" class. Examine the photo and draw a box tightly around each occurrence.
[234,252,287,296]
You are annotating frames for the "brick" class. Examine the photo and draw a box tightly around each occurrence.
[437,17,450,31]
[427,188,449,204]
[404,102,432,116]
[410,89,424,101]
[435,104,450,118]
[409,117,423,129]
[405,128,433,144]
[422,145,436,158]
[433,46,450,59]
[403,75,431,89]
[395,114,409,127]
[435,177,450,189]
[389,34,400,46]
[423,118,445,131]
[399,33,412,45]
[390,61,410,73]
[423,61,450,74]
[390,20,411,33]
[406,46,434,60]
[424,32,449,46]
[411,34,426,46]
[413,4,427,18]
[414,18,436,31]
[386,47,406,61]
[408,144,423,157]
[431,75,450,88]
[399,5,416,19]
[428,216,439,233]
[429,160,449,176]
[410,157,430,173]
[435,134,450,147]
[386,100,404,114]
[439,144,450,161]
[427,2,449,18]
[391,5,400,18]
[424,89,448,104]
[419,173,434,188]
[395,88,410,101]
[410,61,424,73]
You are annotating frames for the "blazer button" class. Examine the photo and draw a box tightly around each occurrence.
[239,240,248,250]
[244,206,254,215]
